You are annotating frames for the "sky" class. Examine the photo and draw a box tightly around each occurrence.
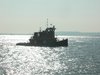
[0,0,100,34]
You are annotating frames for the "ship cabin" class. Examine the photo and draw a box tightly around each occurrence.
[29,26,57,45]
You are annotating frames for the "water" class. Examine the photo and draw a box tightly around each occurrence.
[0,34,100,75]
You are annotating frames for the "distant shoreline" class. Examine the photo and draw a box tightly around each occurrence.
[0,31,100,36]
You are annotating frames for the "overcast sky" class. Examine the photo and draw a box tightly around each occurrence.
[0,0,100,34]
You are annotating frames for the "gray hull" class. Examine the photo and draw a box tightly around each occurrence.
[16,39,68,47]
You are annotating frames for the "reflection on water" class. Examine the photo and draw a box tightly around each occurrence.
[0,35,100,75]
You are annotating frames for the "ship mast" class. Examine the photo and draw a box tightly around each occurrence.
[47,18,48,28]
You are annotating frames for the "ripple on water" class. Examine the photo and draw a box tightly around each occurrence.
[0,35,100,75]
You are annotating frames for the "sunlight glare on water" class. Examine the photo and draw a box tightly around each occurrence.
[4,46,67,75]
[0,35,100,75]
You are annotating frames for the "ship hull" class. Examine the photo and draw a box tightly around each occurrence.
[16,39,68,47]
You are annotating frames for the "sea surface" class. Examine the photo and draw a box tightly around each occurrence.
[0,33,100,75]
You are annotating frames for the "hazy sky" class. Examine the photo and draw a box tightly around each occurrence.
[0,0,100,33]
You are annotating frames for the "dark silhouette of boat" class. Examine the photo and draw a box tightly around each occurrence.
[16,20,68,47]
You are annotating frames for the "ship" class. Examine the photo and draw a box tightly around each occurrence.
[16,20,68,47]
